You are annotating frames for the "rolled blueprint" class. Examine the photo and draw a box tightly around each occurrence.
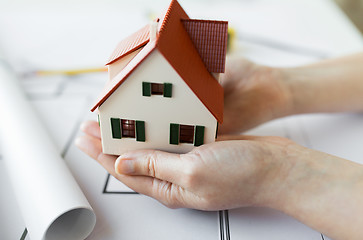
[0,59,96,239]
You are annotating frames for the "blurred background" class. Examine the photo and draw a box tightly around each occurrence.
[0,0,362,74]
[335,0,363,33]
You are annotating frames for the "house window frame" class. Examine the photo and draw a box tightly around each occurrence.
[179,124,195,144]
[151,83,164,95]
[110,118,145,142]
[142,82,172,98]
[170,123,205,146]
[121,119,136,138]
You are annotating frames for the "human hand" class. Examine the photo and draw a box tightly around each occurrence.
[219,57,293,134]
[76,121,300,210]
[76,121,363,239]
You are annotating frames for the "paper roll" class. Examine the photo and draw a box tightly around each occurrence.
[0,60,96,239]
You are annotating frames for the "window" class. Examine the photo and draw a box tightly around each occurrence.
[151,83,164,95]
[142,82,172,97]
[121,119,135,138]
[110,118,145,142]
[170,123,205,146]
[179,125,194,144]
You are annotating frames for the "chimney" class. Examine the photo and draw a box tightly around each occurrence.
[149,21,158,41]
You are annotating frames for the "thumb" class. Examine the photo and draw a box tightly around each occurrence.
[114,150,189,185]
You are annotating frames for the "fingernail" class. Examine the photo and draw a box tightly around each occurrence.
[115,157,135,175]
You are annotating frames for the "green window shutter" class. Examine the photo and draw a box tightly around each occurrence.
[163,83,172,98]
[215,123,219,139]
[170,123,179,145]
[142,82,151,96]
[110,118,121,139]
[194,125,205,146]
[135,120,146,142]
[97,114,100,126]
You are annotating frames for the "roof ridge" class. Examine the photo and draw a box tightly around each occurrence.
[159,0,188,36]
[181,19,228,24]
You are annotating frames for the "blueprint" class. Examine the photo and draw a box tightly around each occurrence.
[1,0,363,239]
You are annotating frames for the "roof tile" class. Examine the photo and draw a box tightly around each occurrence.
[182,19,228,73]
[106,24,150,65]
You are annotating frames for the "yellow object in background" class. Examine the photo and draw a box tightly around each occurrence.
[227,26,237,53]
[36,67,107,76]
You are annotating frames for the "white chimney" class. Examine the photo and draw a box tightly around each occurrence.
[149,21,158,41]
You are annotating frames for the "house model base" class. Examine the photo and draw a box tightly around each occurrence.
[91,0,227,155]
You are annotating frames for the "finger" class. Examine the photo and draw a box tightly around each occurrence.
[114,149,191,186]
[74,135,180,207]
[119,175,184,207]
[80,120,101,139]
[75,135,117,175]
[76,134,200,208]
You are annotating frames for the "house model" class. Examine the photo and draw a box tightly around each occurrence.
[91,0,227,155]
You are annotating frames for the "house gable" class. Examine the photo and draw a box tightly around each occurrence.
[92,1,225,124]
[91,40,157,113]
[98,50,217,154]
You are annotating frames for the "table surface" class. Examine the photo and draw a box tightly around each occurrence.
[0,0,362,239]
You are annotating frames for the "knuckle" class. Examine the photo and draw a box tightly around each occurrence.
[145,151,158,177]
[162,199,181,209]
[153,180,181,209]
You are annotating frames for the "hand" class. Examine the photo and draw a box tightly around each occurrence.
[76,53,363,240]
[76,121,299,210]
[76,121,363,239]
[219,58,293,134]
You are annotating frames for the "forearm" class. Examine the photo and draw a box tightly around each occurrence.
[282,52,363,114]
[265,146,363,239]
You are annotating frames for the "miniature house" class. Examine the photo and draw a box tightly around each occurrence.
[91,0,228,155]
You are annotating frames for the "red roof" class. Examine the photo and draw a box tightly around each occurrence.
[106,24,150,65]
[92,0,225,123]
[182,19,228,73]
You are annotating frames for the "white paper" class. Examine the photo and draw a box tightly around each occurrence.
[0,61,96,240]
[228,207,322,239]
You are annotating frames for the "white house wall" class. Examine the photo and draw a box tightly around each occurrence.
[99,49,218,155]
[108,48,142,80]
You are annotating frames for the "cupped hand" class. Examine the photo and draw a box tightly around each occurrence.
[76,121,300,211]
[219,57,293,134]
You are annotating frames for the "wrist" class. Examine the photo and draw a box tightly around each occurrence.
[265,146,363,239]
[248,138,307,209]
[278,67,315,116]
[255,66,296,120]
[250,140,328,211]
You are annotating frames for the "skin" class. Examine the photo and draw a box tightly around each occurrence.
[76,53,363,240]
